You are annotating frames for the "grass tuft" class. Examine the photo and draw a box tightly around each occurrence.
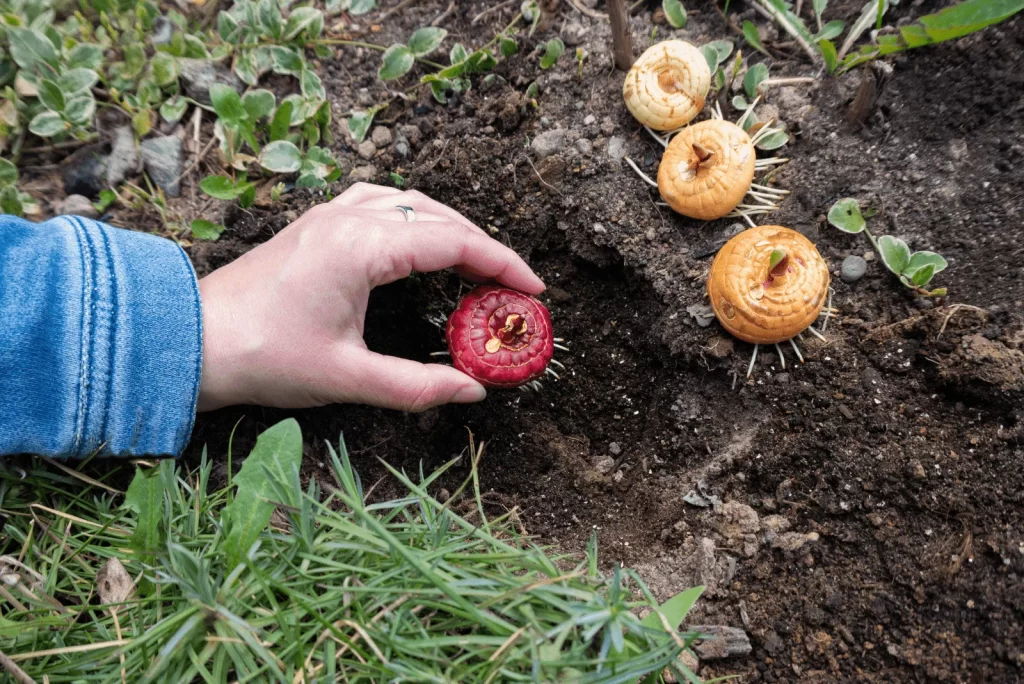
[1,419,704,683]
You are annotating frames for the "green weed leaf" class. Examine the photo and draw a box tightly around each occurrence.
[260,140,303,173]
[210,83,246,124]
[662,0,687,28]
[732,94,749,110]
[7,26,58,70]
[379,44,415,80]
[814,19,845,41]
[699,39,733,70]
[283,6,323,41]
[58,68,99,95]
[67,43,103,70]
[743,20,769,55]
[877,235,911,274]
[827,198,865,233]
[150,52,179,86]
[500,35,518,57]
[346,106,381,142]
[0,186,23,217]
[407,27,447,57]
[540,38,564,69]
[191,219,225,241]
[28,111,66,137]
[813,0,828,19]
[37,79,64,112]
[242,89,276,121]
[64,96,96,125]
[909,263,935,287]
[904,251,948,278]
[0,159,17,186]
[160,96,188,123]
[122,466,166,553]
[348,0,377,15]
[450,43,469,65]
[222,418,303,569]
[640,585,704,632]
[200,175,253,200]
[819,38,838,73]
[744,62,769,99]
[270,100,294,141]
[270,46,304,75]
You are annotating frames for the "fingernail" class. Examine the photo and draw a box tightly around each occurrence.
[454,384,487,403]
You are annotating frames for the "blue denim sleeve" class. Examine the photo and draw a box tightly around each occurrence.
[0,215,203,459]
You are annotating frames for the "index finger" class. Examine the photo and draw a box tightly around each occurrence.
[370,222,545,294]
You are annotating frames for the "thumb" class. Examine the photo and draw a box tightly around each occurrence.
[338,349,487,412]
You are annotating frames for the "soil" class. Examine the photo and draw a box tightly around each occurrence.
[26,0,1024,680]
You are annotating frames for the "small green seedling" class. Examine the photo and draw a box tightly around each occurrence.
[662,0,687,29]
[828,197,948,296]
[389,172,405,187]
[699,40,735,92]
[93,189,119,214]
[743,20,770,56]
[575,47,586,79]
[379,27,448,81]
[190,219,226,241]
[539,38,564,69]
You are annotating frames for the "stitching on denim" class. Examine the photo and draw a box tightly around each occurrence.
[67,217,92,457]
[176,243,203,457]
[94,221,118,449]
[73,217,103,459]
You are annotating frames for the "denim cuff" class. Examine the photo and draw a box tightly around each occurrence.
[0,215,202,459]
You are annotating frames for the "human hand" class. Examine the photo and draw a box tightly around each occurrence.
[196,183,545,412]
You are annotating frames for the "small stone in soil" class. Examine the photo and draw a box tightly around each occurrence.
[841,255,868,283]
[357,140,377,160]
[178,58,243,104]
[575,138,592,155]
[350,165,377,182]
[770,531,819,551]
[583,114,596,126]
[151,16,173,45]
[140,135,183,197]
[394,135,410,158]
[57,194,98,218]
[690,625,752,660]
[106,126,140,188]
[63,145,108,198]
[370,126,392,147]
[593,222,607,234]
[686,303,716,327]
[608,442,621,456]
[531,129,567,159]
[704,335,733,359]
[606,135,626,160]
[600,117,616,136]
[399,124,422,146]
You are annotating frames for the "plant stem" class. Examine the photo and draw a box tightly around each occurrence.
[607,0,634,71]
[862,225,880,253]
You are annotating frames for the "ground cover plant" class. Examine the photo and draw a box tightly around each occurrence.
[0,420,706,682]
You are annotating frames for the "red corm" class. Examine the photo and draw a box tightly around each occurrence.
[446,286,554,388]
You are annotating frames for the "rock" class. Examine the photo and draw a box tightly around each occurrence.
[57,194,98,218]
[948,138,968,162]
[575,138,592,155]
[562,20,589,46]
[370,126,392,147]
[107,125,140,188]
[394,136,411,158]
[770,531,819,551]
[690,626,752,660]
[686,303,715,328]
[62,147,107,198]
[841,255,867,283]
[179,58,243,105]
[775,372,791,384]
[531,129,567,159]
[535,154,567,184]
[399,124,422,146]
[357,140,377,160]
[350,165,377,182]
[151,16,173,45]
[140,135,183,197]
[606,135,626,160]
[583,114,596,126]
[595,456,615,475]
[714,501,761,558]
[909,459,926,479]
[600,117,616,136]
[593,222,607,234]
[608,442,622,456]
[704,335,733,359]
[763,630,784,655]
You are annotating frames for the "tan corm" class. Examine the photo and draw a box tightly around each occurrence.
[707,225,830,344]
[658,119,755,221]
[623,40,710,131]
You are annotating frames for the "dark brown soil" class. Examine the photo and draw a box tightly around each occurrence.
[60,0,1024,680]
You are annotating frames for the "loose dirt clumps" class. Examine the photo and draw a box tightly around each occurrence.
[174,2,1024,681]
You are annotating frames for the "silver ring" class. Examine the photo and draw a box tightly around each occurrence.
[395,205,416,222]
